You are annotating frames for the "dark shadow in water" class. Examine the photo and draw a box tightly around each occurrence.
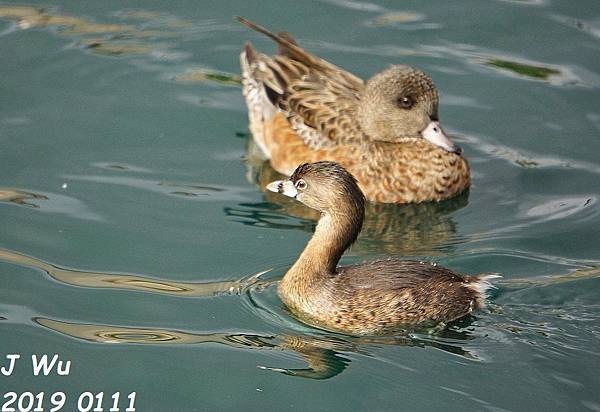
[33,316,477,380]
[231,156,470,256]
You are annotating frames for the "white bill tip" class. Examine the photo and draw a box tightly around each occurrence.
[266,180,298,198]
[421,121,462,154]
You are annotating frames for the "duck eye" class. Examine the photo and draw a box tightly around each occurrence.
[295,179,307,190]
[397,96,413,109]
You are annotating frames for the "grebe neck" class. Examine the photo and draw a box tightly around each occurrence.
[288,204,364,279]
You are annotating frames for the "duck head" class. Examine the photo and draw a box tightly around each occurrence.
[357,65,461,154]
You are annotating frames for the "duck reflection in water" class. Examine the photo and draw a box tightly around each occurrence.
[34,316,478,380]
[234,154,469,257]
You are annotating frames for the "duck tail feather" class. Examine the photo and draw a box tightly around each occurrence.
[465,273,502,309]
[236,17,290,47]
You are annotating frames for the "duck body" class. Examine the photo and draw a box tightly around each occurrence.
[281,258,489,335]
[261,113,469,203]
[267,161,497,335]
[240,17,470,204]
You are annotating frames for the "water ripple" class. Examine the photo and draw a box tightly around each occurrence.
[317,0,387,13]
[462,196,599,248]
[0,248,271,298]
[0,187,102,220]
[551,14,600,41]
[456,248,600,272]
[306,39,436,58]
[0,5,242,87]
[459,131,600,174]
[91,162,154,173]
[63,174,255,202]
[3,248,598,381]
[523,196,596,221]
[31,315,482,379]
[489,303,600,359]
[365,12,425,27]
[176,91,245,111]
[422,43,595,87]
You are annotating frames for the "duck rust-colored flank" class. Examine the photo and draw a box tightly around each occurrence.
[238,17,470,204]
[267,162,497,335]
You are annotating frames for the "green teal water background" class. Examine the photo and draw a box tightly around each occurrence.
[1,1,599,411]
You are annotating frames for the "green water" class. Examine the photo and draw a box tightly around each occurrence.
[1,1,599,411]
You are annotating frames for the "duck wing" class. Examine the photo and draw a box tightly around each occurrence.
[338,259,464,291]
[238,17,365,149]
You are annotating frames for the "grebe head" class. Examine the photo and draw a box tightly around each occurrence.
[266,161,366,215]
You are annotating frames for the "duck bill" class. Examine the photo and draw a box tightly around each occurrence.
[266,179,298,198]
[421,121,462,154]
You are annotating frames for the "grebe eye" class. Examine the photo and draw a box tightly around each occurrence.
[397,96,413,109]
[295,179,307,190]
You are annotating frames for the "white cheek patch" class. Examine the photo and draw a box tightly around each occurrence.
[266,180,299,198]
[421,121,461,154]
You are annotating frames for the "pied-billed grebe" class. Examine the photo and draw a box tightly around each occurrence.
[239,17,470,204]
[267,161,497,335]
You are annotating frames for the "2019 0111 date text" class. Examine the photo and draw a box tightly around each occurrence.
[2,391,136,412]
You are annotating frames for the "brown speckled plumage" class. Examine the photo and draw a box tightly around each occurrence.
[268,161,497,335]
[239,17,470,204]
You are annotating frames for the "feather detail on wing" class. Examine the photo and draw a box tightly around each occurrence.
[238,17,366,149]
[338,259,465,290]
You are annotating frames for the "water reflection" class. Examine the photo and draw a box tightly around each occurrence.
[366,12,424,26]
[551,14,600,41]
[92,162,154,173]
[175,70,241,85]
[454,127,600,175]
[465,195,598,244]
[63,174,255,203]
[0,6,149,38]
[235,157,469,256]
[34,317,478,379]
[0,5,239,85]
[0,249,270,297]
[420,43,589,87]
[498,266,600,290]
[0,187,102,220]
[363,11,441,30]
[485,59,560,80]
[0,188,48,208]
